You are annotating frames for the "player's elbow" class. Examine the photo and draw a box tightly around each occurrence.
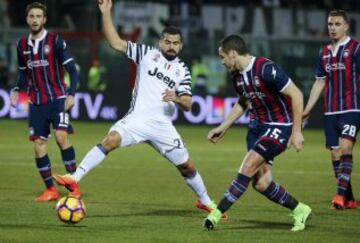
[65,61,77,75]
[295,88,303,101]
[108,40,126,53]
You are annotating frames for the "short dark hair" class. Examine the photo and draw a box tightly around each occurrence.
[219,34,248,55]
[328,9,349,24]
[26,2,47,17]
[161,26,183,42]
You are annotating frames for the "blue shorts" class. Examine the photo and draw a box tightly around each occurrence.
[246,120,262,151]
[28,98,74,141]
[247,121,291,164]
[324,112,360,149]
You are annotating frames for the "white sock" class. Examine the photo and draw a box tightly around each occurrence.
[184,171,212,206]
[73,146,106,182]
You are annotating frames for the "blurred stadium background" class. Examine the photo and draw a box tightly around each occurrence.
[1,0,360,127]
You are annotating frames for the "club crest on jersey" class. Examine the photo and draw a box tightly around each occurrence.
[253,76,261,87]
[148,67,176,88]
[343,49,349,58]
[322,54,331,59]
[153,54,161,62]
[43,45,50,55]
[236,80,243,86]
[175,69,180,77]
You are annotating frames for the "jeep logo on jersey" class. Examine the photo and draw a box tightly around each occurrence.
[148,67,176,88]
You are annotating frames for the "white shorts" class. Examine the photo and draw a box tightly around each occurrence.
[109,116,189,166]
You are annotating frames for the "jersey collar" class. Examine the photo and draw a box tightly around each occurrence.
[27,29,48,54]
[241,56,256,74]
[329,36,350,56]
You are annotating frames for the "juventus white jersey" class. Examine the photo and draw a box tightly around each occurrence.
[125,41,192,122]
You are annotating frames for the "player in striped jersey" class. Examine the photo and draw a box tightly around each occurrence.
[303,10,360,210]
[9,2,79,202]
[54,0,227,219]
[203,34,311,232]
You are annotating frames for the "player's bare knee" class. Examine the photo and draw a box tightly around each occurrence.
[341,147,353,155]
[252,179,268,192]
[54,131,70,149]
[101,132,121,151]
[330,149,341,160]
[240,162,258,176]
[177,160,196,177]
[33,139,47,157]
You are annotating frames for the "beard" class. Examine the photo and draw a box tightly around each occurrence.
[30,24,44,36]
[161,50,177,61]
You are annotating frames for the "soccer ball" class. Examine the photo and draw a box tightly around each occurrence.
[56,196,86,224]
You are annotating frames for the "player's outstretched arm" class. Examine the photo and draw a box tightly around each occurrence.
[98,0,127,53]
[303,78,325,120]
[282,82,304,152]
[208,102,245,143]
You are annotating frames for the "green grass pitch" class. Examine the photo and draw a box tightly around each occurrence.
[0,119,359,242]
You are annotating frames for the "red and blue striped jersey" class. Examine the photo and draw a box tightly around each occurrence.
[315,36,360,114]
[17,30,74,104]
[232,57,293,125]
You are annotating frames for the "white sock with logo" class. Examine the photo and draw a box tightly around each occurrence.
[73,146,106,182]
[184,171,212,206]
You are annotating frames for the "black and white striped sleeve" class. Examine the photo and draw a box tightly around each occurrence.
[176,66,192,96]
[126,41,153,65]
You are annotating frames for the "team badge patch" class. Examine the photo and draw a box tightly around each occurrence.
[254,76,261,87]
[175,69,180,77]
[43,45,50,55]
[153,53,160,62]
[343,49,349,58]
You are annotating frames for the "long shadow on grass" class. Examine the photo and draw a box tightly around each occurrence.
[0,223,87,230]
[89,209,201,219]
[222,219,315,231]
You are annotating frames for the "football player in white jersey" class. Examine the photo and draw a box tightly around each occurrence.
[54,0,227,219]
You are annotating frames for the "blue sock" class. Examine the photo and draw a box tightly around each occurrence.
[332,160,340,179]
[337,154,353,196]
[218,173,251,213]
[261,181,299,210]
[35,155,53,188]
[61,146,77,174]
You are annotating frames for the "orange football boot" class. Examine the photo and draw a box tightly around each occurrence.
[35,187,59,202]
[345,200,358,209]
[195,199,228,220]
[330,195,345,210]
[53,174,81,198]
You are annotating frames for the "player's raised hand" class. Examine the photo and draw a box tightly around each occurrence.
[65,95,75,111]
[207,126,226,143]
[10,90,19,107]
[98,0,112,13]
